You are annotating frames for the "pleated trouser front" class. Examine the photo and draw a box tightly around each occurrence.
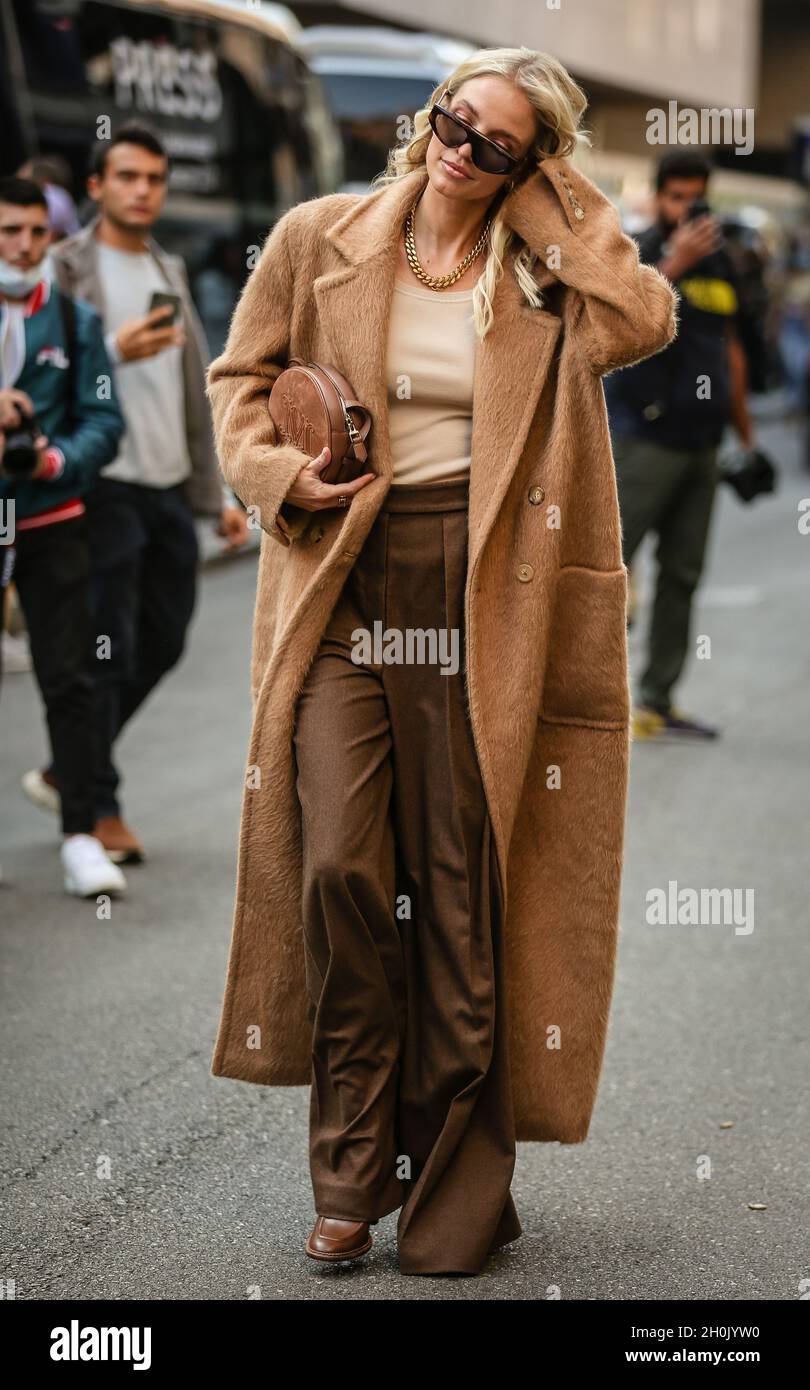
[292,476,522,1275]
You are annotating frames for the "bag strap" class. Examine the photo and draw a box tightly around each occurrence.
[293,358,370,464]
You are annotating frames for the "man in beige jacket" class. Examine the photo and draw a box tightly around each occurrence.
[28,122,248,862]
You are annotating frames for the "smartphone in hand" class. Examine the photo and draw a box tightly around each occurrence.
[147,291,182,324]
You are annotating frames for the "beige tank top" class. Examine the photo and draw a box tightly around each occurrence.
[385,280,477,485]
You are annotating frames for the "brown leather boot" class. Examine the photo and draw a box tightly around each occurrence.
[305,1216,372,1262]
[93,815,145,865]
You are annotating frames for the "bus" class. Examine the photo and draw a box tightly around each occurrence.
[0,0,344,351]
[295,24,477,191]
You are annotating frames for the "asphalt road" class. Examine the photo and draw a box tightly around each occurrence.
[1,408,808,1301]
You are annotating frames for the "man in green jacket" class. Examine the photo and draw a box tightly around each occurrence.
[0,176,127,897]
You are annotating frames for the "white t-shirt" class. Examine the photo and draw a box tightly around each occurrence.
[97,241,191,489]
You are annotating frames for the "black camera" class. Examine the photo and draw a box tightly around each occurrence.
[1,413,41,478]
[718,447,778,503]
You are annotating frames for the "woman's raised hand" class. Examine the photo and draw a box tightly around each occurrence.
[285,447,375,511]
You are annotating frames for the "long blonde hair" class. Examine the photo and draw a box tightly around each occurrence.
[372,47,590,337]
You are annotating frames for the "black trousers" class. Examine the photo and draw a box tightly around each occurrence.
[75,479,199,819]
[11,515,96,835]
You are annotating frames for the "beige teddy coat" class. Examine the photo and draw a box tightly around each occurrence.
[206,157,677,1142]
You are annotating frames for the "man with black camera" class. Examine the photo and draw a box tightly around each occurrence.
[0,176,126,896]
[605,151,754,741]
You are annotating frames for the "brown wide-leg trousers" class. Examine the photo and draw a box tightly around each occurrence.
[292,477,522,1275]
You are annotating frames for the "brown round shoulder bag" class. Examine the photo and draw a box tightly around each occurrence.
[267,357,372,486]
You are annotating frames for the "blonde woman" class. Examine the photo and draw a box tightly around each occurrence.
[207,47,676,1277]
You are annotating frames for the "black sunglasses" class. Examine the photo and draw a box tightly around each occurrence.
[428,95,527,176]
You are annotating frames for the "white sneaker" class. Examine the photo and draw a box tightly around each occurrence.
[21,768,61,816]
[1,630,32,673]
[62,835,127,898]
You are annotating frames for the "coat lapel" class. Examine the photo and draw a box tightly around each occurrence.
[313,167,562,571]
[51,220,104,313]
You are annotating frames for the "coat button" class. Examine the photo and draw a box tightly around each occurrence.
[574,206,585,220]
[516,563,534,583]
[310,524,325,543]
[528,486,545,505]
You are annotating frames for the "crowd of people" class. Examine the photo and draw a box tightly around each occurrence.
[0,127,805,899]
[0,123,248,897]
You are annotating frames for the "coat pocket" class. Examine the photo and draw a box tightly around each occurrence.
[540,564,630,729]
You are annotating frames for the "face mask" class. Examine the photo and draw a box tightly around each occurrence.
[0,256,44,297]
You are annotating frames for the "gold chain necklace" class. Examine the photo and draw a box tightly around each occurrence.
[404,198,492,290]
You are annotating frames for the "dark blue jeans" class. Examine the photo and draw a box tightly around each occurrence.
[82,478,199,820]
